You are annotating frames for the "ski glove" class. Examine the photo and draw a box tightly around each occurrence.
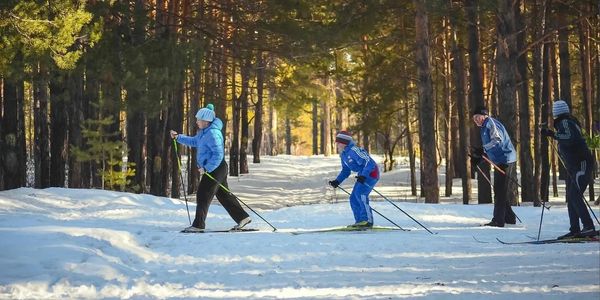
[540,128,555,137]
[470,155,481,167]
[472,147,484,157]
[329,180,340,188]
[355,175,366,184]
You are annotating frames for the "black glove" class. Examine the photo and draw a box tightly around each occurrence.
[540,128,555,137]
[356,175,366,184]
[329,180,340,188]
[470,155,481,167]
[472,147,484,157]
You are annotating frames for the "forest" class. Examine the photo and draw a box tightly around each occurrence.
[0,0,598,206]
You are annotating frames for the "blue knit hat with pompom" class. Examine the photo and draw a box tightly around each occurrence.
[195,103,215,121]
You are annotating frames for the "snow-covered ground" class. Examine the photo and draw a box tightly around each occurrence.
[0,155,599,299]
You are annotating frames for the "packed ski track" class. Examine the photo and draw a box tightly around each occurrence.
[0,155,598,299]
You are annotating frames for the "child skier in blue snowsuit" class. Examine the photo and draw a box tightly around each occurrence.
[329,131,380,227]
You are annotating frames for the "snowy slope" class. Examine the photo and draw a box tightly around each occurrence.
[0,155,598,299]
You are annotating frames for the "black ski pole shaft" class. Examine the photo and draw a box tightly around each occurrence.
[371,187,435,234]
[203,172,277,231]
[472,162,525,223]
[337,186,407,231]
[549,140,600,226]
[537,199,546,241]
[173,139,192,225]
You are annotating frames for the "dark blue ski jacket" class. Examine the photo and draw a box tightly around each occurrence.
[552,115,594,173]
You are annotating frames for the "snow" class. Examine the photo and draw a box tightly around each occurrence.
[0,155,599,299]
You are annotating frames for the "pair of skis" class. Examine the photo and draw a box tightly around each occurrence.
[496,235,599,245]
[474,234,599,245]
[180,225,407,234]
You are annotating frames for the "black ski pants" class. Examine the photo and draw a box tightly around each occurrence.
[492,162,517,226]
[192,160,249,229]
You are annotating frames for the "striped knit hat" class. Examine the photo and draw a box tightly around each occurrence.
[552,100,570,118]
[195,103,215,122]
[335,130,353,145]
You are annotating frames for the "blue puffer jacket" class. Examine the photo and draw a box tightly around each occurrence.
[176,118,224,172]
[480,117,517,165]
[335,141,379,183]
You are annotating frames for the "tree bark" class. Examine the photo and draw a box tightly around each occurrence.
[540,0,554,202]
[1,76,24,189]
[49,70,68,187]
[577,3,595,202]
[496,0,520,205]
[414,0,439,203]
[68,67,85,188]
[531,0,547,207]
[465,0,492,203]
[252,51,264,163]
[312,100,319,155]
[516,0,535,204]
[240,56,251,174]
[448,4,472,205]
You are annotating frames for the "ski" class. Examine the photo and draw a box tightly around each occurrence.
[181,228,260,234]
[496,236,599,245]
[291,226,407,235]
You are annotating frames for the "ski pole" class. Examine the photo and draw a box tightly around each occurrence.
[203,172,277,231]
[337,186,407,231]
[369,187,436,234]
[549,139,600,226]
[172,138,192,225]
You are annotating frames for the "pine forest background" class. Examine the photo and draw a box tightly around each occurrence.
[1,0,599,206]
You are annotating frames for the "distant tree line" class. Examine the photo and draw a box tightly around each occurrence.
[1,0,598,205]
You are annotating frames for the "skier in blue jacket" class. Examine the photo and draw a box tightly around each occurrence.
[541,100,597,239]
[471,107,517,227]
[329,131,380,228]
[170,104,251,232]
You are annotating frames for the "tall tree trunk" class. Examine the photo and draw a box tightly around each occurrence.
[268,72,278,156]
[496,0,519,205]
[465,0,492,203]
[516,0,535,204]
[68,67,85,188]
[443,18,454,197]
[557,1,572,104]
[321,86,331,156]
[414,0,439,203]
[540,1,554,202]
[531,0,547,207]
[33,62,51,188]
[448,4,472,205]
[239,56,250,174]
[170,78,185,198]
[187,52,202,195]
[229,59,240,176]
[49,70,68,187]
[285,118,292,155]
[577,3,595,202]
[1,76,24,189]
[312,100,319,155]
[252,51,264,163]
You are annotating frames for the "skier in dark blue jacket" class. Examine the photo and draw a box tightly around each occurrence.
[170,104,251,232]
[471,107,517,227]
[329,131,380,228]
[541,100,597,239]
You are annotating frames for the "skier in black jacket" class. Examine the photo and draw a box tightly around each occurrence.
[541,100,597,239]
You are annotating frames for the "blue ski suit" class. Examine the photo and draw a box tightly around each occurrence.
[335,142,380,224]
